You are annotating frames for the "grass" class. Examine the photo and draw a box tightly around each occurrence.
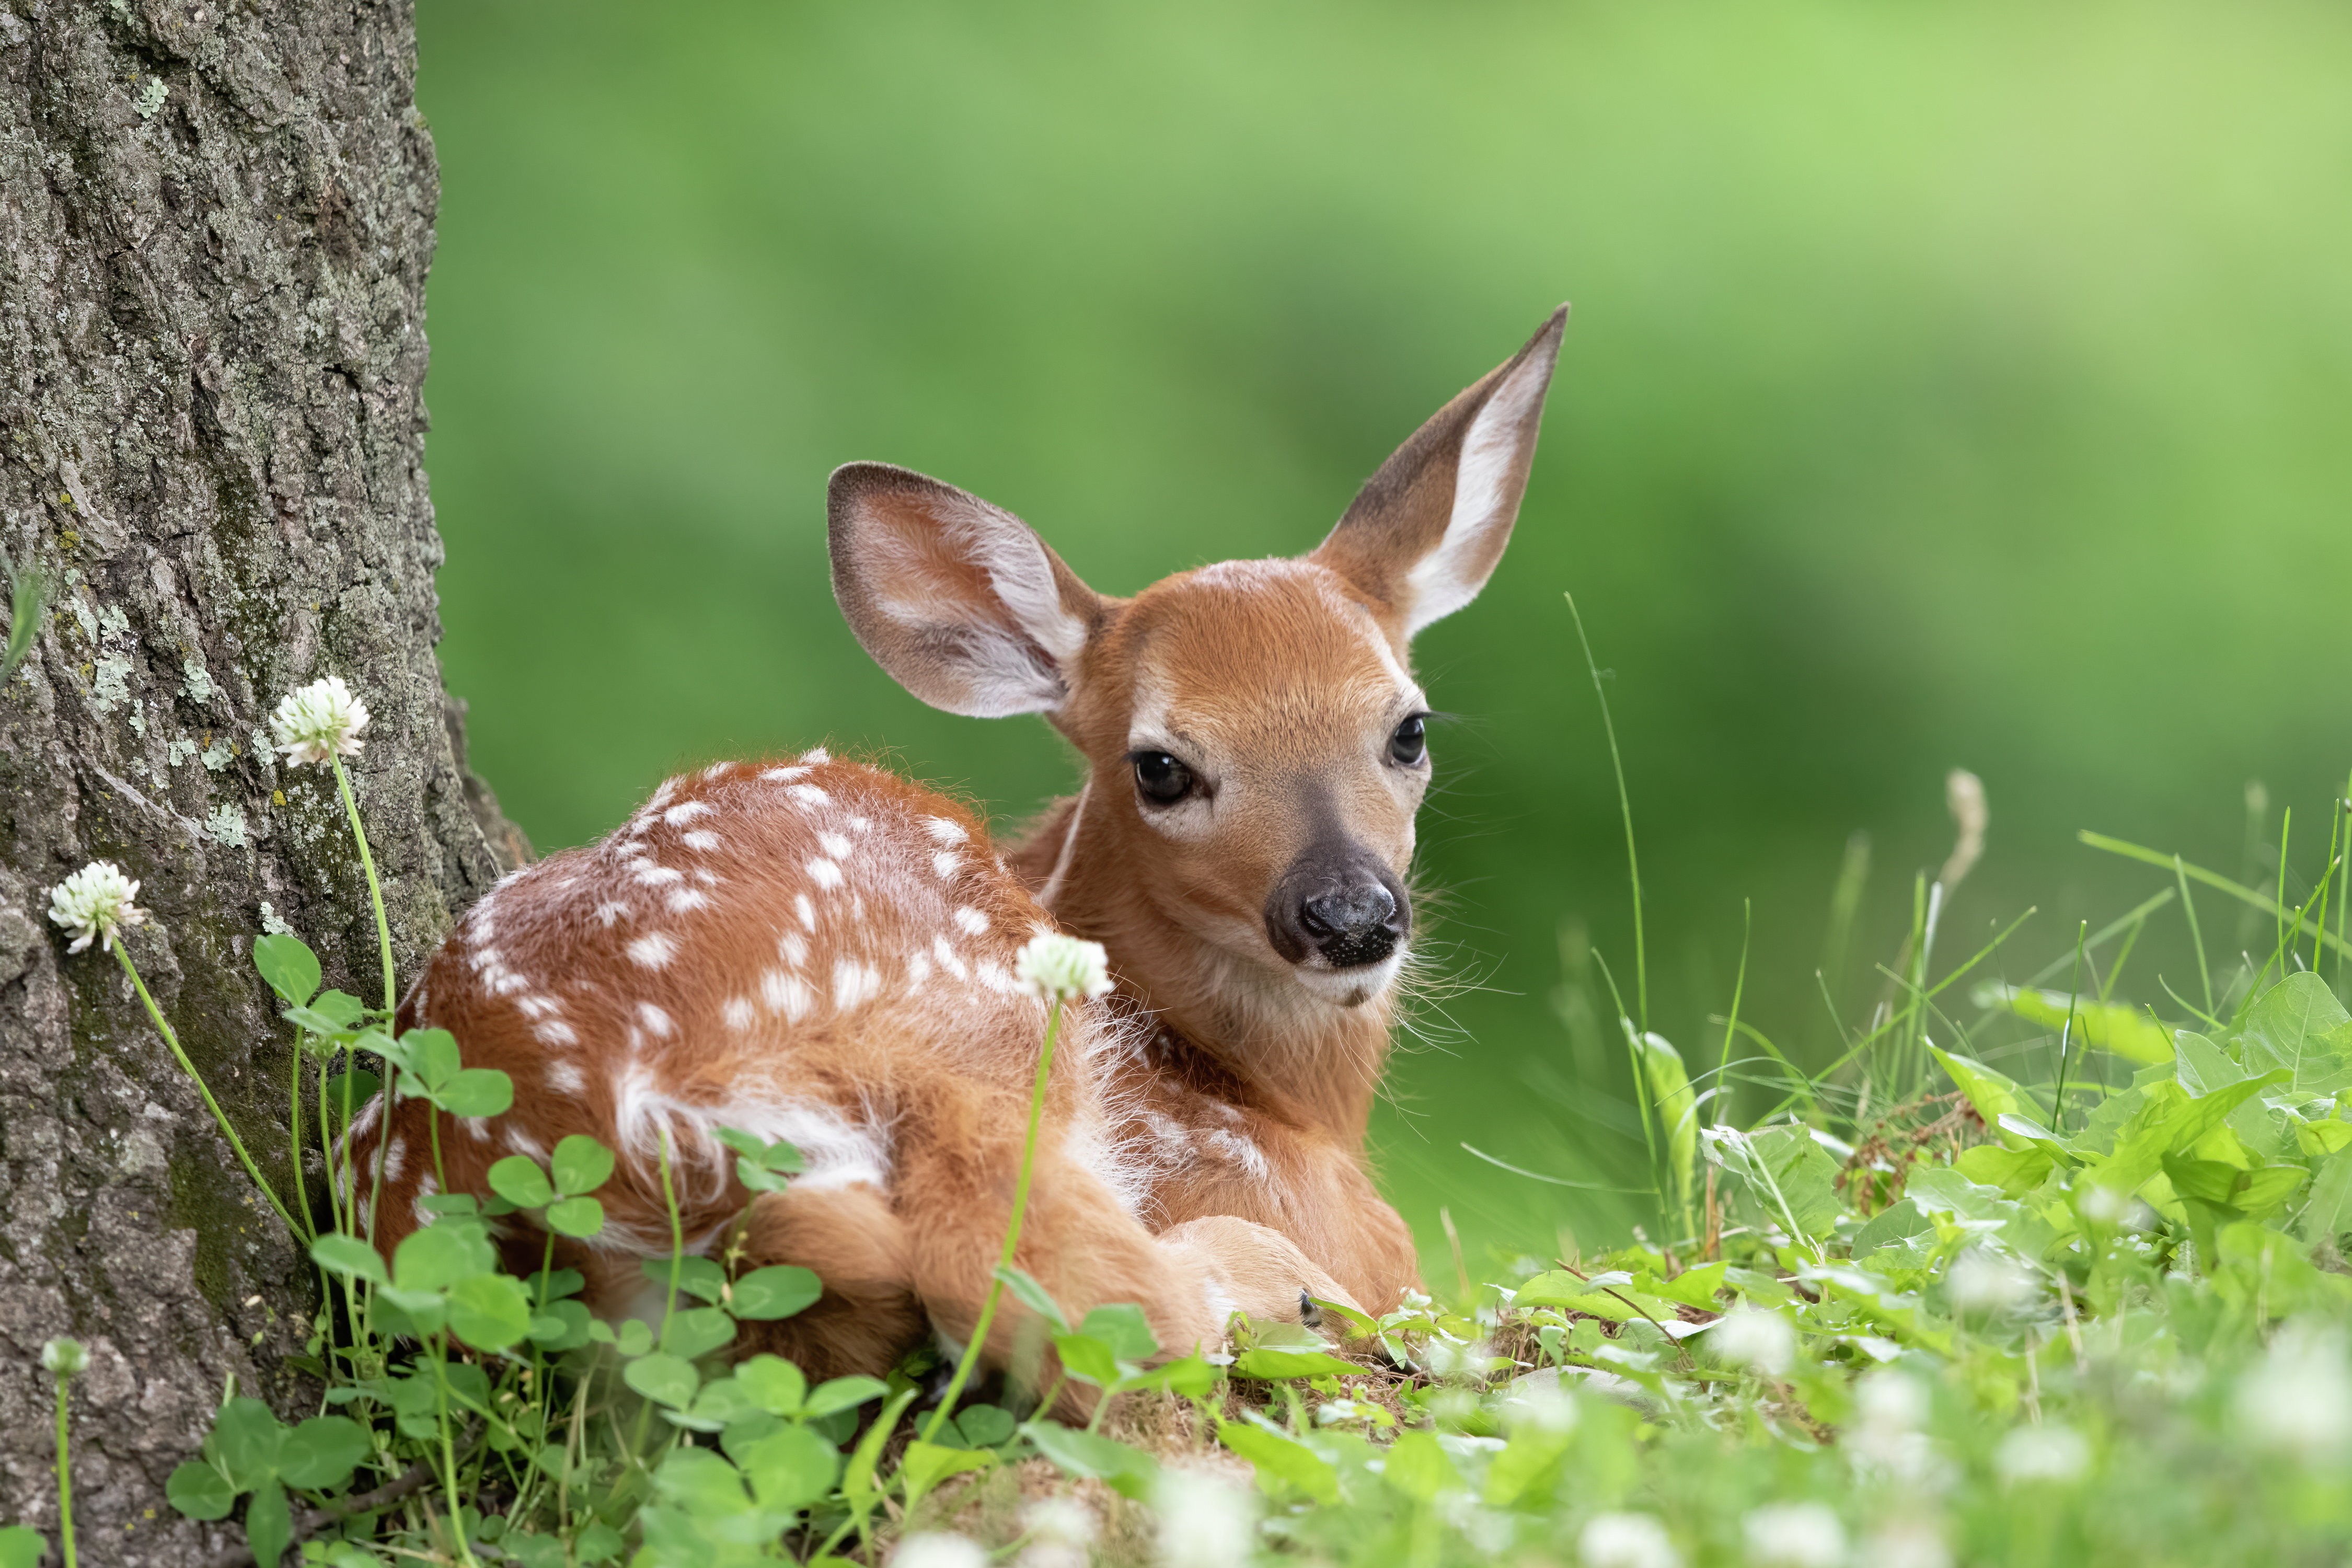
[11,665,2352,1567]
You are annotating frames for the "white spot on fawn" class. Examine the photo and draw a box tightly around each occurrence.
[795,894,816,931]
[722,996,756,1030]
[665,800,713,825]
[667,889,712,914]
[850,815,872,833]
[777,930,808,967]
[907,951,933,987]
[462,1116,490,1142]
[683,829,721,851]
[832,959,882,1010]
[702,762,733,781]
[808,858,845,891]
[953,906,989,937]
[932,850,961,879]
[932,937,969,981]
[761,765,810,783]
[628,932,677,970]
[637,1000,675,1038]
[534,1019,579,1047]
[543,1063,583,1098]
[469,946,503,973]
[517,995,561,1019]
[381,1136,408,1183]
[633,863,684,887]
[788,785,830,808]
[818,831,853,859]
[649,778,678,809]
[762,969,814,1022]
[924,816,968,844]
[802,746,831,764]
[975,961,1017,995]
[596,901,630,928]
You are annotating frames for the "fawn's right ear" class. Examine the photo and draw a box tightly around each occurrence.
[828,463,1105,718]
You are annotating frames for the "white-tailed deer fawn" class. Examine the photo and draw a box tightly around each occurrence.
[344,306,1566,1390]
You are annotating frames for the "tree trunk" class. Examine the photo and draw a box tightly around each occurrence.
[0,2,522,1558]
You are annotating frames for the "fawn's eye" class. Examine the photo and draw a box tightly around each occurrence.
[1389,715,1427,767]
[1131,752,1194,804]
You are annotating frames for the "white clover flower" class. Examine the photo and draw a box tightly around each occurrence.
[1018,1497,1096,1568]
[1945,1249,2031,1313]
[48,861,147,954]
[2078,1183,2131,1225]
[891,1534,987,1568]
[1857,1518,1950,1568]
[1714,1308,1797,1376]
[268,675,369,767]
[1848,1372,1951,1489]
[2236,1321,2352,1460]
[40,1338,89,1377]
[1742,1502,1847,1567]
[1579,1511,1679,1568]
[1855,1371,1930,1434]
[1015,931,1112,1002]
[1995,1424,2089,1485]
[1155,1467,1259,1568]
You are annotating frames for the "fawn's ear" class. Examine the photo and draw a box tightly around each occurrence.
[828,463,1104,717]
[1310,305,1567,641]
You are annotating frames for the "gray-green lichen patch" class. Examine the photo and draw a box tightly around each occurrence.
[204,803,247,849]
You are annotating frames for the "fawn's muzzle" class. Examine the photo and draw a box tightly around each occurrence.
[1265,852,1410,970]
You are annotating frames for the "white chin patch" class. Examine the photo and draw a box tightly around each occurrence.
[1291,949,1406,1009]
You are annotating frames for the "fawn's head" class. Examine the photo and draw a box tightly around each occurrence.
[828,308,1565,1024]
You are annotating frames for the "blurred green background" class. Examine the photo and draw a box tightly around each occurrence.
[415,0,2352,1278]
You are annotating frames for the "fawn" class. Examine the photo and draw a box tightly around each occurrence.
[343,305,1567,1389]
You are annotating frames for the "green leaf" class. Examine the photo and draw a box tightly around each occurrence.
[1851,1198,1938,1265]
[244,1477,291,1568]
[715,1126,805,1173]
[955,1404,1017,1446]
[390,1028,463,1092]
[551,1134,616,1195]
[615,1319,656,1357]
[166,1461,236,1520]
[2303,1146,2352,1244]
[0,1527,44,1568]
[1930,1046,2030,1139]
[1217,1419,1339,1505]
[392,1222,496,1294]
[662,1306,738,1361]
[840,1387,919,1524]
[253,933,321,1006]
[900,1439,995,1508]
[309,1232,388,1287]
[1022,1418,1161,1501]
[1052,1331,1124,1389]
[438,1066,515,1119]
[992,1263,1071,1332]
[446,1273,534,1351]
[641,1254,729,1305]
[732,1421,840,1512]
[1230,1346,1356,1380]
[735,1355,809,1417]
[2240,973,2352,1098]
[1731,1123,1843,1239]
[1636,1030,1698,1209]
[1079,1304,1159,1362]
[2173,1030,2246,1097]
[210,1398,286,1489]
[545,1196,605,1238]
[1979,986,2173,1064]
[729,1264,822,1320]
[1305,1295,1381,1337]
[528,1301,593,1350]
[319,1071,381,1135]
[1953,1145,2056,1196]
[278,1416,370,1491]
[2096,1072,2291,1193]
[650,1446,750,1516]
[486,1155,554,1209]
[1126,1352,1220,1399]
[624,1352,701,1410]
[1381,1429,1464,1503]
[802,1375,890,1420]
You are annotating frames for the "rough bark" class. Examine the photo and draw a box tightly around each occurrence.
[0,1,523,1558]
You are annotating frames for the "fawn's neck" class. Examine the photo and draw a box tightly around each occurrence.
[1007,792,1394,1142]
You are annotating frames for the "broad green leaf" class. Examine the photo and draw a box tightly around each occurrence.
[2095,1072,2290,1193]
[1930,1046,2028,1141]
[416,1192,480,1219]
[528,1301,592,1350]
[993,1263,1071,1332]
[1382,1430,1465,1503]
[210,1398,285,1489]
[650,1446,749,1515]
[624,1352,701,1410]
[545,1196,605,1238]
[1306,1295,1381,1337]
[252,932,321,1006]
[662,1305,737,1361]
[278,1416,370,1491]
[319,1071,382,1137]
[899,1439,995,1508]
[1851,1198,1936,1259]
[2303,1147,2352,1244]
[438,1066,515,1118]
[1979,986,2172,1064]
[486,1154,553,1209]
[728,1264,822,1320]
[446,1273,534,1351]
[1632,1261,1727,1309]
[714,1126,806,1173]
[1052,1331,1123,1389]
[2297,1116,2352,1158]
[1078,1304,1159,1362]
[1022,1418,1160,1501]
[393,1028,463,1091]
[954,1404,1017,1446]
[615,1319,656,1357]
[839,1387,919,1508]
[1127,1353,1220,1399]
[1637,1031,1699,1210]
[391,1222,495,1294]
[1737,1124,1843,1239]
[2240,973,2352,1098]
[0,1526,45,1568]
[640,1254,728,1305]
[308,990,366,1028]
[734,1355,808,1417]
[1217,1420,1339,1505]
[1230,1346,1356,1380]
[802,1375,890,1419]
[1952,1145,2055,1196]
[165,1461,236,1520]
[732,1422,840,1512]
[551,1134,616,1195]
[1483,1424,1577,1508]
[2173,1031,2246,1097]
[244,1478,291,1568]
[309,1232,388,1287]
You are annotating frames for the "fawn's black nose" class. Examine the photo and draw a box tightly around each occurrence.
[1266,853,1410,970]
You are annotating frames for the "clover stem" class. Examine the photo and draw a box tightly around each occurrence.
[113,941,299,1236]
[428,1335,480,1567]
[329,754,397,1016]
[52,1365,76,1568]
[919,995,1064,1445]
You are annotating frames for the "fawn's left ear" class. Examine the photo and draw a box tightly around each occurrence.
[1310,305,1567,642]
[828,463,1104,718]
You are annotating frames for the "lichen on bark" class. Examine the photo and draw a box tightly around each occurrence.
[0,0,522,1555]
